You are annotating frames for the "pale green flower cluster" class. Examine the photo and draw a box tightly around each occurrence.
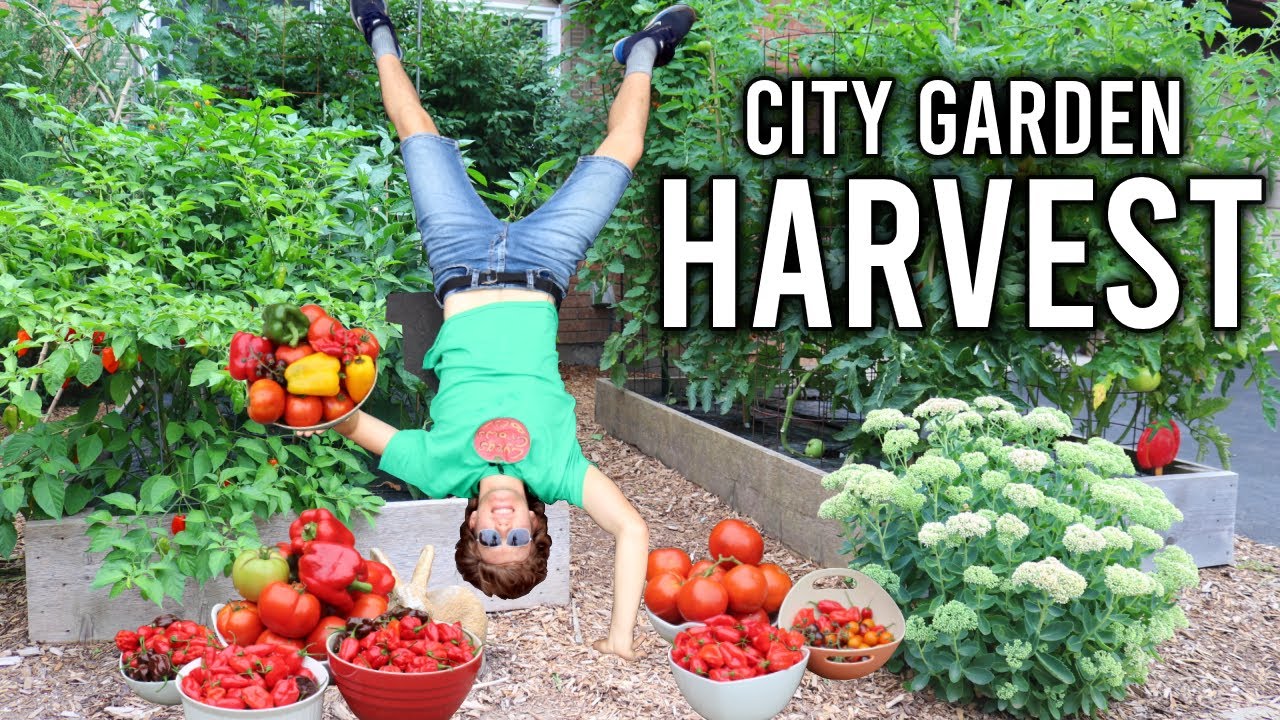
[931,600,979,635]
[973,436,1004,454]
[973,395,1015,413]
[1089,477,1183,531]
[918,522,948,548]
[998,639,1034,670]
[818,463,926,519]
[859,563,902,595]
[944,485,974,505]
[820,463,877,491]
[1063,523,1108,554]
[977,509,998,522]
[962,565,1001,590]
[1153,546,1200,594]
[1127,524,1165,553]
[942,411,985,431]
[906,455,962,487]
[987,409,1024,431]
[1103,565,1161,597]
[1086,437,1136,476]
[903,615,937,643]
[1099,526,1134,551]
[995,513,1030,544]
[1023,407,1075,438]
[1003,482,1046,509]
[980,470,1011,492]
[912,397,971,418]
[1042,498,1084,525]
[1011,556,1087,604]
[1079,651,1125,687]
[883,428,920,456]
[1052,440,1095,468]
[959,451,989,470]
[1122,639,1153,684]
[1145,605,1189,644]
[861,408,921,435]
[1008,448,1051,473]
[945,511,992,540]
[996,682,1018,701]
[817,492,857,520]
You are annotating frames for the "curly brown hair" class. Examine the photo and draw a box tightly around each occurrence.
[454,491,553,599]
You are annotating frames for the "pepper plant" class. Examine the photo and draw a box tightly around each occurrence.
[563,0,1280,462]
[817,397,1200,718]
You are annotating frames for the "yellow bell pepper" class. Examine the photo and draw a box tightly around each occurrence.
[344,355,376,402]
[284,352,341,397]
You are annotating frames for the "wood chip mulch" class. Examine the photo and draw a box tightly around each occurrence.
[0,365,1277,720]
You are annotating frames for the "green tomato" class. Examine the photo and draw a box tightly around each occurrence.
[804,438,825,458]
[1127,367,1162,393]
[232,546,291,602]
[2,405,18,433]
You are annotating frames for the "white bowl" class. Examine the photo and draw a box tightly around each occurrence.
[668,646,810,720]
[211,603,332,680]
[646,608,698,644]
[119,655,183,705]
[176,656,328,720]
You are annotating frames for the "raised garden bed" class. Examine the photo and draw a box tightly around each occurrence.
[595,378,1236,569]
[24,499,571,643]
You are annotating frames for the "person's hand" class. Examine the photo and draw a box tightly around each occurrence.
[294,412,359,439]
[592,636,642,661]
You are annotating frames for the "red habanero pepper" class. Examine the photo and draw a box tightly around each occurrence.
[15,329,31,358]
[815,599,845,615]
[288,508,355,554]
[241,686,273,710]
[296,541,372,614]
[1136,418,1180,475]
[792,608,816,628]
[271,677,301,706]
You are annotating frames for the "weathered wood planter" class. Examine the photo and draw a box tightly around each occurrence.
[595,379,1236,569]
[25,499,570,643]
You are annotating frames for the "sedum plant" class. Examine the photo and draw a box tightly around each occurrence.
[818,397,1200,719]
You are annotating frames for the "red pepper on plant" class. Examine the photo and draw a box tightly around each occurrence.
[296,541,372,614]
[170,514,186,534]
[101,347,120,374]
[1136,418,1180,476]
[15,329,31,358]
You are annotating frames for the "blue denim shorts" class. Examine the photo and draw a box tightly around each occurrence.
[400,133,633,304]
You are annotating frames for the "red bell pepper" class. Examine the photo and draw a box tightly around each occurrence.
[289,508,355,554]
[227,332,275,382]
[296,541,372,614]
[361,560,395,596]
[1136,418,1180,475]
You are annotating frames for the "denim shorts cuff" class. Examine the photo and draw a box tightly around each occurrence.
[579,155,634,181]
[401,133,459,151]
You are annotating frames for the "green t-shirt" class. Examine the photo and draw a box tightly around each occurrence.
[377,301,590,507]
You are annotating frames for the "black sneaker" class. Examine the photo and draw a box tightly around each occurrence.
[612,4,698,68]
[350,0,402,59]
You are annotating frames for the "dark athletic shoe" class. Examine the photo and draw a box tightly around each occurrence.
[612,4,698,68]
[350,0,402,59]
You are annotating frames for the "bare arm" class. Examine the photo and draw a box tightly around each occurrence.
[581,464,649,661]
[329,410,399,456]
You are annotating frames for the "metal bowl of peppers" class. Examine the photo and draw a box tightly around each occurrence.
[776,568,905,680]
[229,302,380,433]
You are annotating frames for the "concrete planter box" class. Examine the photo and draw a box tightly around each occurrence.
[25,499,570,643]
[595,379,1235,569]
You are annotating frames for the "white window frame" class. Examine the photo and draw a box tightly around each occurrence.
[444,0,564,62]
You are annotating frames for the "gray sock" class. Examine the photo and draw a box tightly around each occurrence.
[625,37,658,76]
[370,26,401,61]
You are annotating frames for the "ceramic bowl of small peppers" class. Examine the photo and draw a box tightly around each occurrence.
[776,568,905,680]
[116,614,219,706]
[229,302,381,432]
[667,618,810,720]
[325,609,484,720]
[175,645,328,719]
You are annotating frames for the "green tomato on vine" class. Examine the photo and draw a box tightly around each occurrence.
[1127,367,1161,393]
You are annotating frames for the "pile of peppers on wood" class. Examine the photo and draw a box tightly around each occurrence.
[214,508,397,659]
[228,301,380,428]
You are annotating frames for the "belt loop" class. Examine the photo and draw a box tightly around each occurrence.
[525,269,536,290]
[470,269,481,288]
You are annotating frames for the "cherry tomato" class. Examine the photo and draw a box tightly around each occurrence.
[322,392,356,422]
[247,379,286,424]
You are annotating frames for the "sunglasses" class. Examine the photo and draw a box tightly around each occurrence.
[475,527,532,548]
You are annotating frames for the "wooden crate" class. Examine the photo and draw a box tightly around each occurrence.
[595,379,1237,570]
[25,499,570,643]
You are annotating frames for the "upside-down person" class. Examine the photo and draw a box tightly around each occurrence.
[314,0,698,660]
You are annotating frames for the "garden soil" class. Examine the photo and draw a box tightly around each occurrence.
[1,366,1278,720]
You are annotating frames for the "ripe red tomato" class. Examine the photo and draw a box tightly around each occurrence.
[255,629,306,655]
[722,564,768,614]
[644,571,685,624]
[283,394,323,427]
[307,315,345,346]
[274,343,313,366]
[247,379,286,424]
[758,563,792,614]
[687,558,726,583]
[322,392,356,422]
[349,592,389,619]
[257,581,321,639]
[709,519,764,568]
[298,304,328,324]
[304,616,348,658]
[347,328,381,360]
[676,576,729,622]
[647,547,692,581]
[216,600,265,645]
